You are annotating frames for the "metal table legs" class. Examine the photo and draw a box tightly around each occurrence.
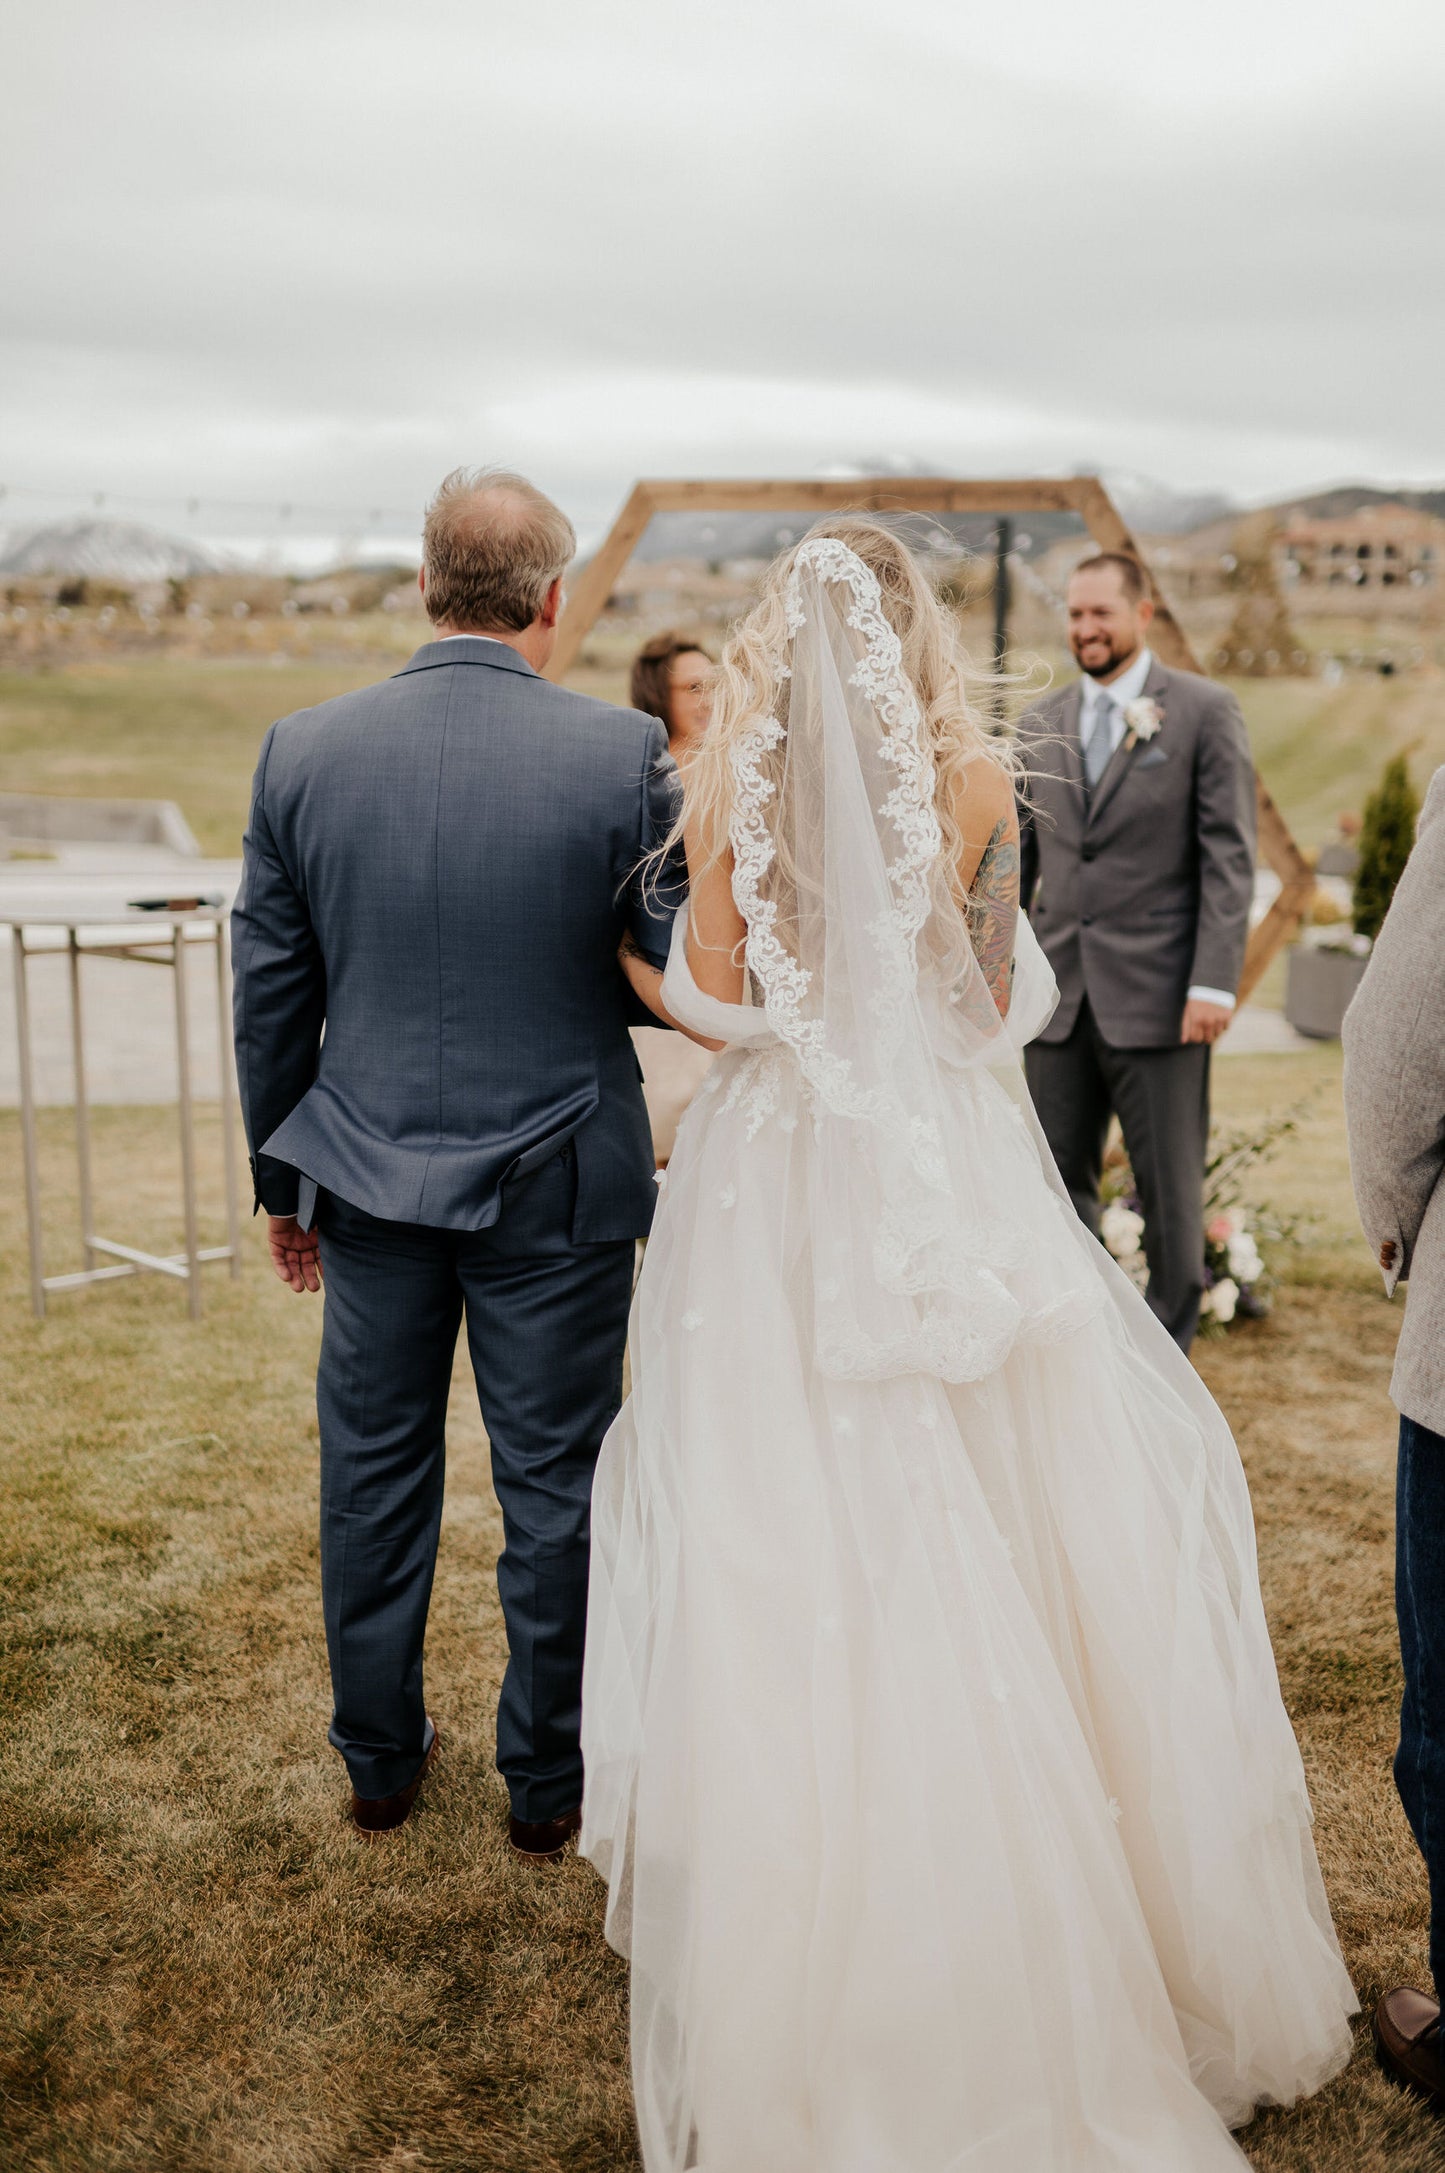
[12,927,45,1317]
[68,931,96,1274]
[11,921,243,1320]
[216,924,242,1283]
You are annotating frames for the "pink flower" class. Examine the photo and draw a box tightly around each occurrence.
[1206,1215,1234,1244]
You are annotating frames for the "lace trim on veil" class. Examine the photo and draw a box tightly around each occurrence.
[728,538,942,1087]
[721,538,1094,1382]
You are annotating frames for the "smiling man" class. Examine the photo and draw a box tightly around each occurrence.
[1016,553,1257,1350]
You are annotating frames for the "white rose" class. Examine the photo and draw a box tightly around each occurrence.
[1226,1234,1262,1284]
[1123,697,1164,743]
[1209,1277,1239,1324]
[1101,1202,1145,1259]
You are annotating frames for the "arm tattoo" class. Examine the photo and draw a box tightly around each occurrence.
[968,817,1020,1016]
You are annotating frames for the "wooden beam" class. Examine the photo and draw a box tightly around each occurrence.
[1240,876,1315,1004]
[546,481,656,682]
[639,476,1085,517]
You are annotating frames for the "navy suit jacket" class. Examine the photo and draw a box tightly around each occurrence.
[231,635,683,1242]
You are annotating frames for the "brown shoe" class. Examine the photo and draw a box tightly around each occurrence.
[1374,1987,1445,2112]
[350,1723,439,1837]
[509,1805,582,1862]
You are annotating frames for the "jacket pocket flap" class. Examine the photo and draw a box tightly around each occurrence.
[504,1091,601,1182]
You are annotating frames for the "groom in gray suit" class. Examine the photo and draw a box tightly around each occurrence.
[232,468,681,1855]
[1017,554,1256,1350]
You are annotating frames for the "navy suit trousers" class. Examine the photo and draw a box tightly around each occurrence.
[1396,1413,1445,2023]
[315,1147,635,1818]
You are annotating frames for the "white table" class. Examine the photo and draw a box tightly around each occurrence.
[4,881,244,1319]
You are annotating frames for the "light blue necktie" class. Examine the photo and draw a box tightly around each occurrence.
[1082,692,1116,790]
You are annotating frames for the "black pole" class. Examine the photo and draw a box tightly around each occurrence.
[992,516,1012,674]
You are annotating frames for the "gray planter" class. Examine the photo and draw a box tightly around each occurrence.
[1284,944,1370,1039]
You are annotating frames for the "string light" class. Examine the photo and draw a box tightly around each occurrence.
[0,479,422,529]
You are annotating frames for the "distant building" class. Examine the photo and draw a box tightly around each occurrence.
[1278,503,1443,593]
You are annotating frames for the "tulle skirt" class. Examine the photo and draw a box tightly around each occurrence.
[581,1044,1356,2172]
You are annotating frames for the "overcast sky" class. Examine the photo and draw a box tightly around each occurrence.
[3,0,1443,561]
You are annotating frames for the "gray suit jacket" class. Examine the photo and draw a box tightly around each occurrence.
[1343,766,1445,1435]
[231,636,682,1243]
[1017,658,1257,1047]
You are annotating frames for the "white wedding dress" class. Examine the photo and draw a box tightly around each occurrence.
[580,541,1356,2171]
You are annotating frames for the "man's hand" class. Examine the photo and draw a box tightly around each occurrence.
[267,1214,323,1293]
[1181,998,1233,1046]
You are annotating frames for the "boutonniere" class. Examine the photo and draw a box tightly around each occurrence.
[1122,697,1163,749]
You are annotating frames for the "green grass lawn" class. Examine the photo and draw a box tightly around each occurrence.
[2,640,1441,868]
[1230,670,1445,849]
[3,1057,1445,2170]
[0,662,385,857]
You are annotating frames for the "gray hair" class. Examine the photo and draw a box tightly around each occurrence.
[421,466,576,633]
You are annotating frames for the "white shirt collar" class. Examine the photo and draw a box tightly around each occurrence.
[1081,646,1153,716]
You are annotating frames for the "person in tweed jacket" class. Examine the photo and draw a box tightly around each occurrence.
[1343,763,1445,2109]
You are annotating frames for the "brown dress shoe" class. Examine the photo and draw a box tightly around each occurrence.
[1374,1987,1445,2112]
[509,1805,582,1862]
[350,1723,439,1837]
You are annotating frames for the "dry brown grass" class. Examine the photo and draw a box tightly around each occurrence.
[0,1108,631,2171]
[3,1057,1445,2169]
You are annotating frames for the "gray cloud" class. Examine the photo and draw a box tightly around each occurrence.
[3,0,1442,553]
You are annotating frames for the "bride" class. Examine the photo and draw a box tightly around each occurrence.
[582,520,1356,2170]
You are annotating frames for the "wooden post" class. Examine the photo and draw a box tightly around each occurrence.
[992,518,1012,672]
[547,483,657,682]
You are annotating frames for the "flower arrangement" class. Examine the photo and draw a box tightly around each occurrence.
[1099,1102,1310,1332]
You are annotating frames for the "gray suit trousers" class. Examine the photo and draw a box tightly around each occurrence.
[1026,1000,1210,1350]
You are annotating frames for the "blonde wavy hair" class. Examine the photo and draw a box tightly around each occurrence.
[663,515,1016,893]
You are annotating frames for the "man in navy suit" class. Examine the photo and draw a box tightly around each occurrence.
[232,468,682,1855]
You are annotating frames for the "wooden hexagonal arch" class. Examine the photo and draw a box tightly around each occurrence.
[547,474,1312,1001]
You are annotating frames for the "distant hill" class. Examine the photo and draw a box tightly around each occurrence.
[0,519,225,581]
[1105,472,1236,535]
[1269,484,1445,523]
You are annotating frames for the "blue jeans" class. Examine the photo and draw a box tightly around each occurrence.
[1396,1412,1445,2007]
[315,1147,635,1818]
